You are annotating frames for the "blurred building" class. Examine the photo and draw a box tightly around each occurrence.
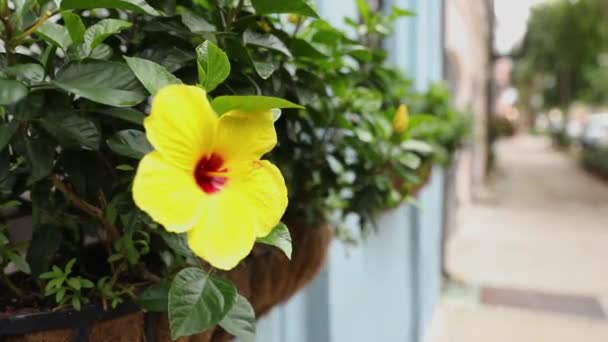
[444,0,494,210]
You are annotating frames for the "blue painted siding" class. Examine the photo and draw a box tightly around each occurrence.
[252,0,446,341]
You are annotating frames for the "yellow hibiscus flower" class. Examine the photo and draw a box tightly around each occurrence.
[132,85,288,270]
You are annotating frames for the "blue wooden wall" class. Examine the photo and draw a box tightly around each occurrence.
[251,0,445,341]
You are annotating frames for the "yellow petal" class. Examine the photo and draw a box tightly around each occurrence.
[145,85,218,170]
[231,160,288,238]
[133,152,205,233]
[214,110,277,162]
[187,192,256,270]
[186,160,288,270]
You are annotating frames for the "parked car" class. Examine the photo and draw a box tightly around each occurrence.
[578,113,608,177]
[580,112,608,148]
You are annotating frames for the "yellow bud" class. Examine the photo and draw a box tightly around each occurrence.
[257,19,272,33]
[393,104,409,133]
[287,14,301,24]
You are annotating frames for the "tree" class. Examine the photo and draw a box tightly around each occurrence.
[514,0,608,109]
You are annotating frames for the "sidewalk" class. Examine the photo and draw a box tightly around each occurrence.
[429,135,608,341]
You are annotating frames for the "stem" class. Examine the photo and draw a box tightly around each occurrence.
[0,0,7,17]
[0,16,15,65]
[228,0,245,29]
[233,14,258,24]
[51,175,120,243]
[1,271,24,298]
[51,175,103,218]
[29,83,56,91]
[142,270,161,283]
[243,72,262,95]
[10,10,52,46]
[212,0,227,31]
[292,17,304,38]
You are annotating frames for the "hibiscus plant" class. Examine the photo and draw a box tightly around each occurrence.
[0,0,468,340]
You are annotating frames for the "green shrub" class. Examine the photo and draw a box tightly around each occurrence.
[0,0,468,339]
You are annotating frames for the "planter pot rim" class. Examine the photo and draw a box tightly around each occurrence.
[0,302,141,337]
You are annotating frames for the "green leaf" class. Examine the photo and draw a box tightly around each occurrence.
[80,279,94,288]
[0,122,18,151]
[72,296,81,311]
[243,29,292,57]
[120,210,143,234]
[0,79,28,105]
[40,112,101,149]
[106,129,152,159]
[67,277,81,290]
[65,258,76,274]
[61,11,86,45]
[89,44,114,60]
[61,0,161,16]
[388,6,414,20]
[125,56,182,95]
[251,0,318,18]
[82,19,132,56]
[19,135,55,184]
[256,223,292,259]
[0,200,19,211]
[169,268,237,340]
[396,153,421,169]
[95,107,145,125]
[355,0,371,24]
[45,278,62,295]
[105,192,132,224]
[36,22,72,50]
[27,225,62,276]
[179,7,215,33]
[219,295,256,342]
[286,38,326,59]
[7,251,31,274]
[69,18,130,60]
[271,109,281,122]
[52,265,63,276]
[0,232,8,246]
[12,0,37,29]
[400,140,434,155]
[53,60,147,107]
[39,271,56,280]
[251,58,275,80]
[137,280,171,312]
[196,41,230,92]
[2,64,45,84]
[116,164,134,171]
[160,232,194,258]
[211,95,303,115]
[56,288,66,303]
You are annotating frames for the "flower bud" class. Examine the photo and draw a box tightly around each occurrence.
[287,14,301,24]
[393,104,409,133]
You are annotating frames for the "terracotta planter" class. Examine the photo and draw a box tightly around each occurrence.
[0,302,152,341]
[1,221,332,342]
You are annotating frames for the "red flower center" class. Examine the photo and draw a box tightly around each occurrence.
[194,153,228,194]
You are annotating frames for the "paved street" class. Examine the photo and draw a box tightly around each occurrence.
[429,135,608,341]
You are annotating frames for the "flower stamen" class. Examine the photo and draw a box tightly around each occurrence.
[194,154,228,194]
